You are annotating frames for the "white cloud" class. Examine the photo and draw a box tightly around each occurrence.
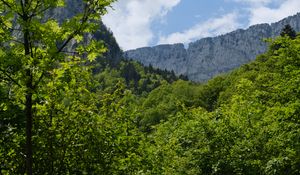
[234,0,274,5]
[158,13,240,45]
[103,0,300,50]
[247,0,300,25]
[102,0,181,50]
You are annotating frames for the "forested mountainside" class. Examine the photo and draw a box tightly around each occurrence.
[1,1,300,174]
[125,12,300,82]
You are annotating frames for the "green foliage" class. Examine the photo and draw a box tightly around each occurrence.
[94,59,184,95]
[138,34,300,174]
[280,24,297,39]
[1,0,300,174]
[0,0,119,174]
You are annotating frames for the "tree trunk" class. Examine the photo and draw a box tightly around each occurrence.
[25,90,33,175]
[23,6,33,174]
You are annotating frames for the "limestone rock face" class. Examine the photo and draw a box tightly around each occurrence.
[11,0,122,67]
[125,13,300,82]
[125,44,188,75]
[48,0,122,64]
[49,0,80,18]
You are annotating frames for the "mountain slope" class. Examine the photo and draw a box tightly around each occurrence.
[125,13,300,82]
[48,0,123,67]
[137,33,300,174]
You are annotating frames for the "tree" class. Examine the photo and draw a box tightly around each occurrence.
[280,24,297,39]
[0,0,115,174]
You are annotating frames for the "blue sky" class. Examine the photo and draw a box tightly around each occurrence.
[102,0,300,50]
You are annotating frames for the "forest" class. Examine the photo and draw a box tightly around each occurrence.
[0,0,300,174]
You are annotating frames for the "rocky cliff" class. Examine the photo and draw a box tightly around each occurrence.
[49,0,122,67]
[125,13,300,82]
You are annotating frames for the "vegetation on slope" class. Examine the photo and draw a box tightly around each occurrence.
[0,0,299,174]
[138,34,300,174]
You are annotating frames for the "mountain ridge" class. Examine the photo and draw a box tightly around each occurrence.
[125,12,300,82]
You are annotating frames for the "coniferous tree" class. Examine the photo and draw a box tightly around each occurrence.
[280,24,297,39]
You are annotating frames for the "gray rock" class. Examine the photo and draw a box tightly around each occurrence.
[48,0,122,63]
[125,13,300,82]
[125,43,187,75]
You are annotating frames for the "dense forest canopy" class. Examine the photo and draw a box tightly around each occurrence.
[1,1,300,174]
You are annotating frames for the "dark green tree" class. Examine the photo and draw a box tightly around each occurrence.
[280,24,297,39]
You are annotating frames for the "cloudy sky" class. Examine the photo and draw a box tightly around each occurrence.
[102,0,300,51]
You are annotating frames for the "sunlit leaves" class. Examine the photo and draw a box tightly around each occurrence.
[1,0,300,174]
[76,40,107,62]
[138,33,300,174]
[1,0,115,174]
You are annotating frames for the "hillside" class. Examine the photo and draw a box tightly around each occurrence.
[136,33,300,174]
[1,1,300,174]
[125,13,300,82]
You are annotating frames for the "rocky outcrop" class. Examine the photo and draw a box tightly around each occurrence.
[49,0,122,65]
[125,13,300,82]
[11,1,122,69]
[125,44,188,75]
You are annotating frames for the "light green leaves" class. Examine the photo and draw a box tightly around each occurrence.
[76,40,107,62]
[1,0,116,174]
